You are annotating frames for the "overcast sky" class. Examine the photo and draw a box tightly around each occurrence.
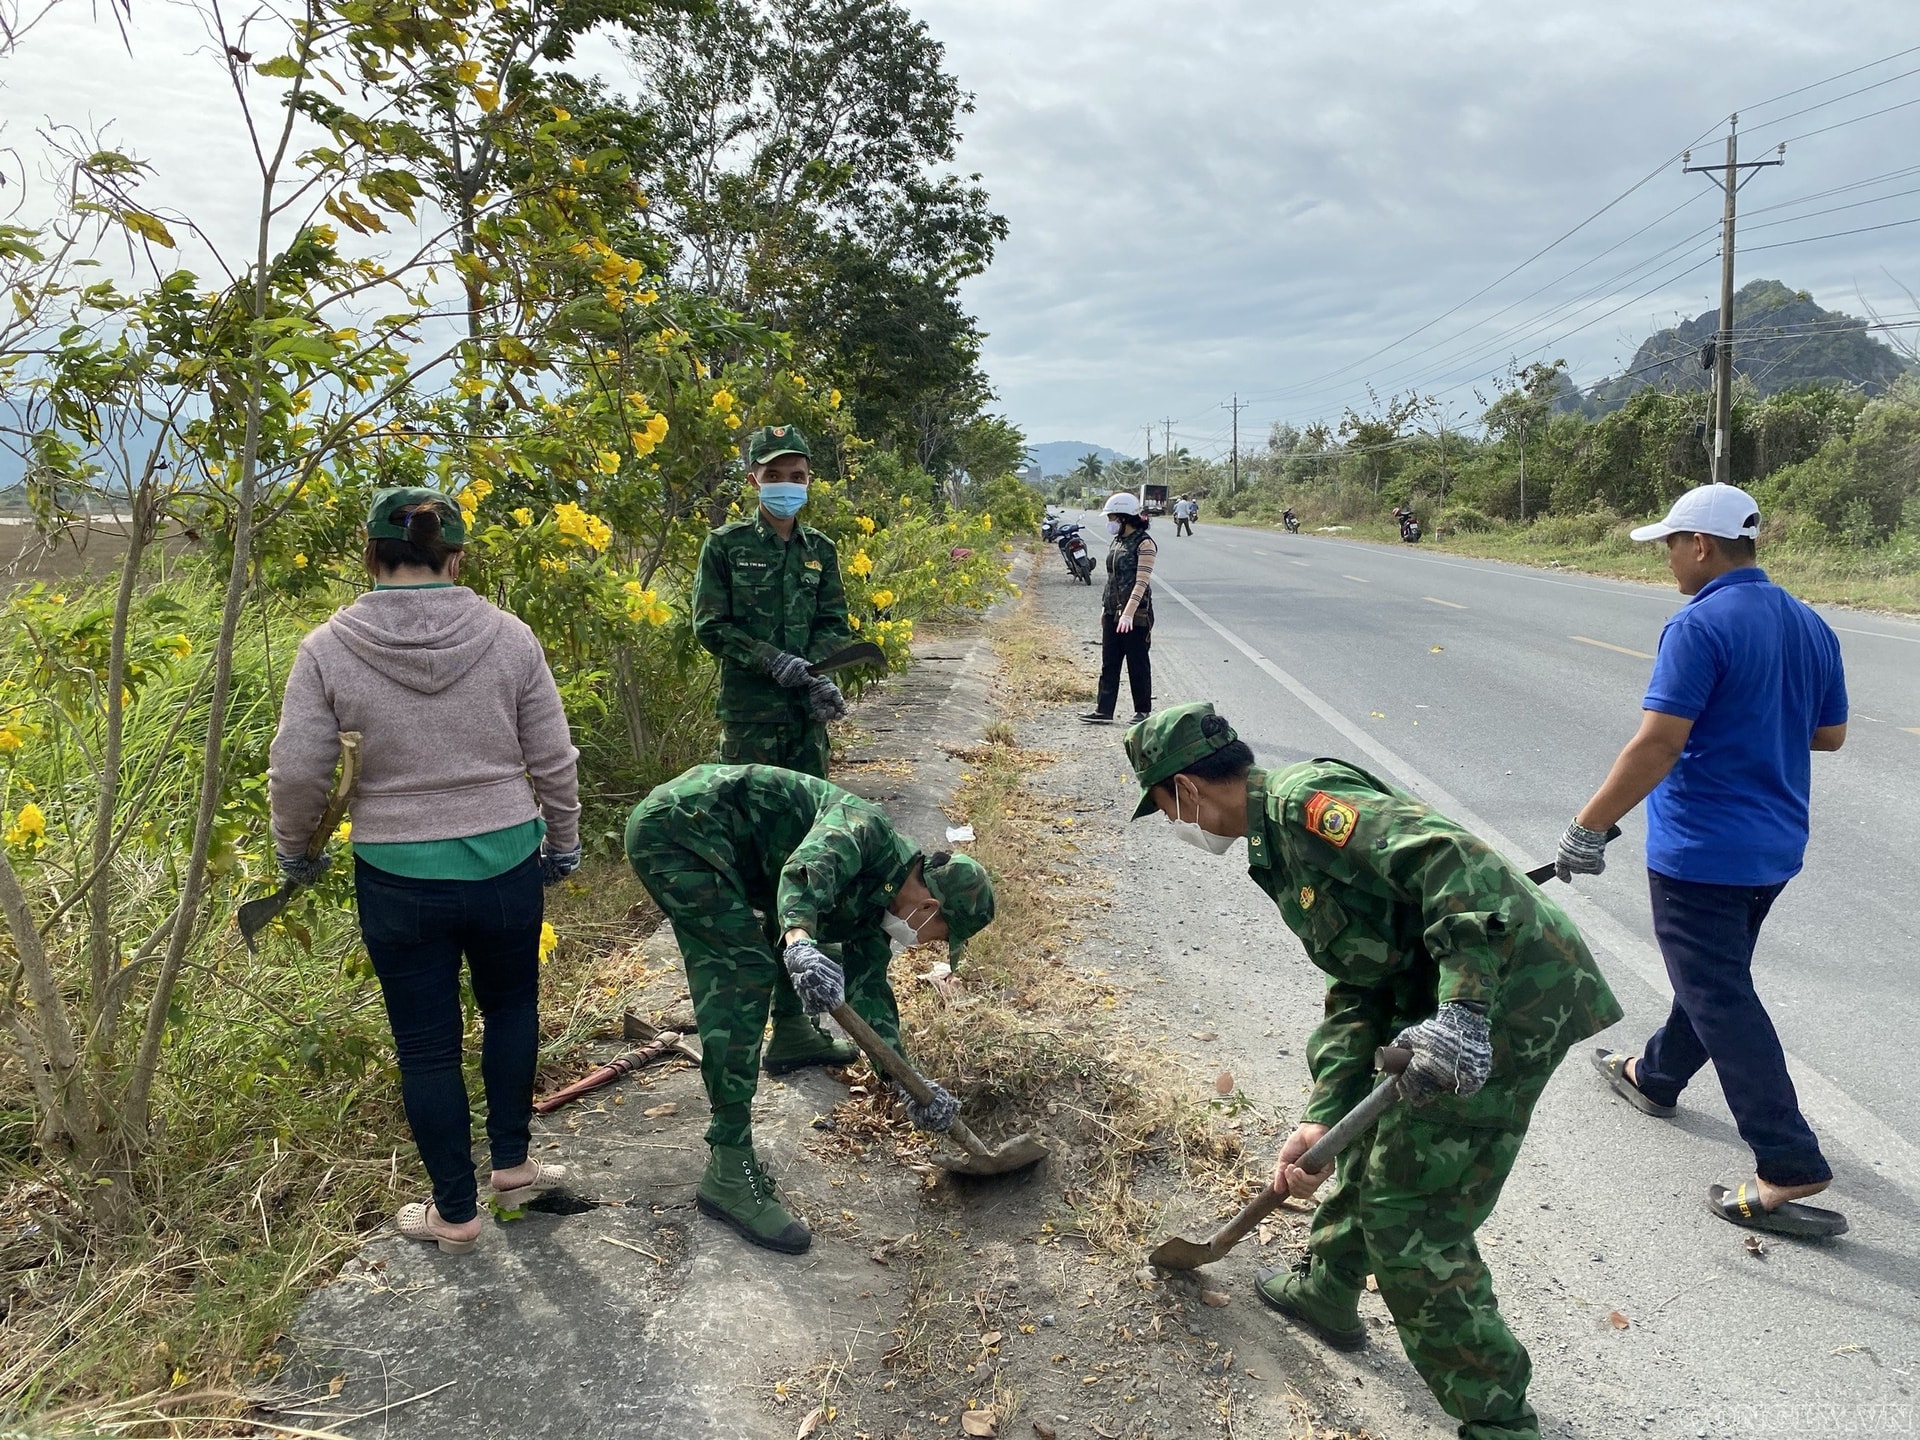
[5,2,1917,460]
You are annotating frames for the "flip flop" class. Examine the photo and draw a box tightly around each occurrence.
[1708,1181,1849,1239]
[1590,1048,1676,1118]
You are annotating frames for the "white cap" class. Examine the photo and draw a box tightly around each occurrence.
[1629,484,1761,543]
[1104,491,1142,517]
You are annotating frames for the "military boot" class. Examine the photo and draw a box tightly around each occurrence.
[1254,1256,1367,1350]
[696,1145,812,1254]
[761,1015,859,1075]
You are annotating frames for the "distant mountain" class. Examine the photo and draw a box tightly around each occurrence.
[1027,440,1132,477]
[1581,279,1915,413]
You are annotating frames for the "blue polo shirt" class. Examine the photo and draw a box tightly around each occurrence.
[1642,567,1846,886]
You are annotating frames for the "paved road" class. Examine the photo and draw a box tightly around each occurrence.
[1054,514,1920,1439]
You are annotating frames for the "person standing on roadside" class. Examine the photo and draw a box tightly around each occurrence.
[1559,483,1850,1239]
[692,424,861,1073]
[1174,495,1196,537]
[1082,491,1157,726]
[1124,703,1620,1440]
[268,488,582,1254]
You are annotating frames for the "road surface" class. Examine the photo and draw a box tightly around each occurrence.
[1048,514,1919,1440]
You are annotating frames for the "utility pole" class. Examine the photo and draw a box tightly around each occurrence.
[1222,394,1246,496]
[1162,418,1173,497]
[1142,424,1154,506]
[1683,115,1783,486]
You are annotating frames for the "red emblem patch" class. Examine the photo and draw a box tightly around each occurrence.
[1304,791,1359,848]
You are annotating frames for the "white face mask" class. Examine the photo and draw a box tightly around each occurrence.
[1169,782,1238,856]
[1106,518,1123,536]
[882,902,937,952]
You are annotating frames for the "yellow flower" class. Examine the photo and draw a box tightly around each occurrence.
[512,507,532,527]
[553,502,612,551]
[293,553,308,569]
[848,615,861,631]
[981,513,992,530]
[596,450,621,475]
[828,388,842,409]
[646,413,669,444]
[625,391,650,411]
[710,388,735,412]
[847,550,874,578]
[551,106,571,122]
[538,921,558,962]
[725,412,743,430]
[164,633,192,659]
[333,819,352,843]
[0,730,21,753]
[854,515,875,534]
[868,588,896,611]
[5,801,46,848]
[458,478,493,518]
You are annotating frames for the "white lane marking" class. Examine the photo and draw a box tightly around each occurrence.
[1291,561,1310,568]
[1835,625,1920,646]
[1253,549,1272,557]
[1343,575,1370,584]
[1423,596,1466,610]
[1572,635,1656,660]
[1155,576,1920,1198]
[1903,727,1920,738]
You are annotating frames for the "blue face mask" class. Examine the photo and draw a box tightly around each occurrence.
[759,482,809,519]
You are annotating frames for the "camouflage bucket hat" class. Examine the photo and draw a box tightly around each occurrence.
[745,424,812,466]
[366,486,468,545]
[925,851,994,960]
[1124,702,1238,819]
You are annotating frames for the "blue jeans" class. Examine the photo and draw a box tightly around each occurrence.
[356,853,545,1224]
[1637,870,1830,1187]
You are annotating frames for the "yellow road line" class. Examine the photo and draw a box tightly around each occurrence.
[1572,635,1654,660]
[1344,575,1370,584]
[1423,596,1466,609]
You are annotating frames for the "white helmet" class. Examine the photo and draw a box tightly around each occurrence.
[1103,491,1141,518]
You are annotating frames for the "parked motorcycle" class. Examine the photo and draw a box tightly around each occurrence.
[1055,522,1095,583]
[1281,508,1300,534]
[1393,506,1422,543]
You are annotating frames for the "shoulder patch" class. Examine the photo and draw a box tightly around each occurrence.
[1303,791,1359,848]
[804,558,823,570]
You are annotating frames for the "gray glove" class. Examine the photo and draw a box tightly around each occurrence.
[276,851,331,887]
[895,1080,959,1133]
[539,846,582,885]
[1393,1002,1493,1104]
[759,649,814,689]
[1555,819,1611,881]
[782,937,845,1015]
[805,675,847,722]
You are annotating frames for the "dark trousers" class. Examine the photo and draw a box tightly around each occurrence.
[356,853,545,1223]
[1636,870,1830,1187]
[1095,611,1152,718]
[1175,518,1193,536]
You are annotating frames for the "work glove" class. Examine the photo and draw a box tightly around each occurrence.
[782,937,845,1015]
[805,675,848,723]
[1392,1002,1494,1104]
[539,846,582,885]
[894,1079,959,1133]
[758,649,815,689]
[276,851,331,887]
[1555,819,1611,882]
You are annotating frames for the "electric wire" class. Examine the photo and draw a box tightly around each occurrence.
[1743,215,1920,253]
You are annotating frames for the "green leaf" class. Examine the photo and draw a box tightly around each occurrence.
[254,55,304,79]
[119,211,176,248]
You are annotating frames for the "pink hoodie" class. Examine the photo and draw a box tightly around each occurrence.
[268,587,580,856]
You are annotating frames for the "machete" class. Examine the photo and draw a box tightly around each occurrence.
[237,731,361,954]
[808,641,886,677]
[1524,824,1622,885]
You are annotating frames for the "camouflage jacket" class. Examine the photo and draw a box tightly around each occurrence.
[692,517,853,722]
[626,764,916,963]
[1244,762,1622,1129]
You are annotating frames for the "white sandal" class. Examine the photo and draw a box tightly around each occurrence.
[491,1158,567,1210]
[396,1201,479,1254]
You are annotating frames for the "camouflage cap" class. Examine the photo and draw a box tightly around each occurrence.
[925,851,994,960]
[745,424,812,466]
[1124,702,1238,819]
[366,486,468,545]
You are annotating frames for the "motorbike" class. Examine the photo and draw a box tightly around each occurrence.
[1054,522,1095,583]
[1281,508,1299,534]
[1394,507,1422,544]
[1040,511,1067,543]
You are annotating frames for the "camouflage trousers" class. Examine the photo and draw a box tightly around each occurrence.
[626,834,901,1151]
[719,720,830,780]
[1304,1066,1556,1440]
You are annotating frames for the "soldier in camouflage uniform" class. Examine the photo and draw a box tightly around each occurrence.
[1125,704,1621,1440]
[626,763,996,1254]
[692,424,859,1070]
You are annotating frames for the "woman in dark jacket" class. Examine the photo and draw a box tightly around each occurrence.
[1083,491,1157,725]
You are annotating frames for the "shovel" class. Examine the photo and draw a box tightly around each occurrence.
[809,641,887,678]
[237,731,361,954]
[1148,1046,1412,1271]
[828,1002,1048,1178]
[1524,824,1621,885]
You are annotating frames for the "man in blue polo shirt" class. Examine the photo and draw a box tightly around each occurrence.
[1555,483,1849,1239]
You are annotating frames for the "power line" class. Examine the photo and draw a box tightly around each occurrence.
[1737,43,1920,117]
[1743,214,1920,252]
[1740,61,1920,133]
[1776,92,1920,147]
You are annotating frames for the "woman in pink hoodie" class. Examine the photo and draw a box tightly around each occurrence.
[269,487,583,1253]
